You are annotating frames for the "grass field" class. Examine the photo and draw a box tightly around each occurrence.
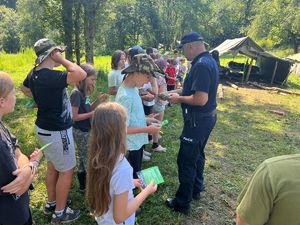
[0,50,300,225]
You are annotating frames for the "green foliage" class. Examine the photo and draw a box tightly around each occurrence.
[0,6,20,53]
[256,38,275,50]
[3,0,300,55]
[248,0,300,53]
[17,0,45,48]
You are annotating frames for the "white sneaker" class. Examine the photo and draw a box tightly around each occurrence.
[143,150,152,157]
[142,154,151,161]
[152,145,167,152]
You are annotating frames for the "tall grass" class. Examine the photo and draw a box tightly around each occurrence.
[0,49,36,86]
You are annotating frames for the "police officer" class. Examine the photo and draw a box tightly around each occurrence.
[166,32,219,214]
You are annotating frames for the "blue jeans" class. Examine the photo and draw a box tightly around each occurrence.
[174,114,217,209]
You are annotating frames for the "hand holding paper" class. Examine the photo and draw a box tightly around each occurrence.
[144,180,157,195]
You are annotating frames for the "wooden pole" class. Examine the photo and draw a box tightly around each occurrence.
[242,59,249,83]
[218,84,224,99]
[245,58,254,82]
[271,61,278,84]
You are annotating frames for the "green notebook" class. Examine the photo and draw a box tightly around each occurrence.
[136,166,164,189]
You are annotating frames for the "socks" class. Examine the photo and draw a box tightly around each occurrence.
[55,209,64,217]
[48,201,56,206]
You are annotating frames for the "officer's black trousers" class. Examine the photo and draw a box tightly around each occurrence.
[175,114,217,209]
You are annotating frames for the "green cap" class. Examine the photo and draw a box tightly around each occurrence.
[121,54,164,78]
[33,38,66,65]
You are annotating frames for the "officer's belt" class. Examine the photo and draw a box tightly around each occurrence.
[183,108,216,118]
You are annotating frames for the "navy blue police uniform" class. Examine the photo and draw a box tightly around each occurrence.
[174,51,219,211]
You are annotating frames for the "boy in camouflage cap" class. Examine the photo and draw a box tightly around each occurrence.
[33,38,66,65]
[115,53,162,181]
[21,38,86,224]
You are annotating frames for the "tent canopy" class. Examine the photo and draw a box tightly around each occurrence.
[212,37,265,59]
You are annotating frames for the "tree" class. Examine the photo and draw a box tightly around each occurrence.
[0,6,20,53]
[248,0,300,53]
[17,0,44,48]
[74,0,82,64]
[82,0,105,63]
[62,0,73,60]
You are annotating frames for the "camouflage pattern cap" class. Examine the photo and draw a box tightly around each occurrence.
[33,38,66,65]
[121,54,164,78]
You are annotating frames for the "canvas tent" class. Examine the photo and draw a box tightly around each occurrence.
[213,37,264,59]
[212,37,293,84]
[287,53,300,75]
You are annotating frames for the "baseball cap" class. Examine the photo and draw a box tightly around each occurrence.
[176,32,204,49]
[128,45,145,59]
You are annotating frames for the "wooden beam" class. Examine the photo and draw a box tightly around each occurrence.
[226,81,239,90]
[248,81,300,96]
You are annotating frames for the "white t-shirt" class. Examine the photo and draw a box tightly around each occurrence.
[142,82,155,106]
[96,155,135,225]
[108,69,125,101]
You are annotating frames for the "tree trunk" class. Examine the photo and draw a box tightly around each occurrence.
[74,0,81,65]
[8,0,16,9]
[62,0,74,61]
[83,1,101,64]
[291,34,299,54]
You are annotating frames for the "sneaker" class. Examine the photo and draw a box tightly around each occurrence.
[142,154,151,162]
[143,150,152,157]
[51,207,80,224]
[152,145,166,152]
[44,199,72,215]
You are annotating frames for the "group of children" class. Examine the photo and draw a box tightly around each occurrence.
[0,39,187,225]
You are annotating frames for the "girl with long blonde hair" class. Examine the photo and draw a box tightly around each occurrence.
[86,102,157,225]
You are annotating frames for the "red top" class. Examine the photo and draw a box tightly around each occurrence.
[165,67,176,85]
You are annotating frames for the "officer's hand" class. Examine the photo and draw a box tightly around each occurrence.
[168,93,180,104]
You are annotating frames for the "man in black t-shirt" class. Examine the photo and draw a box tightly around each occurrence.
[166,32,219,214]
